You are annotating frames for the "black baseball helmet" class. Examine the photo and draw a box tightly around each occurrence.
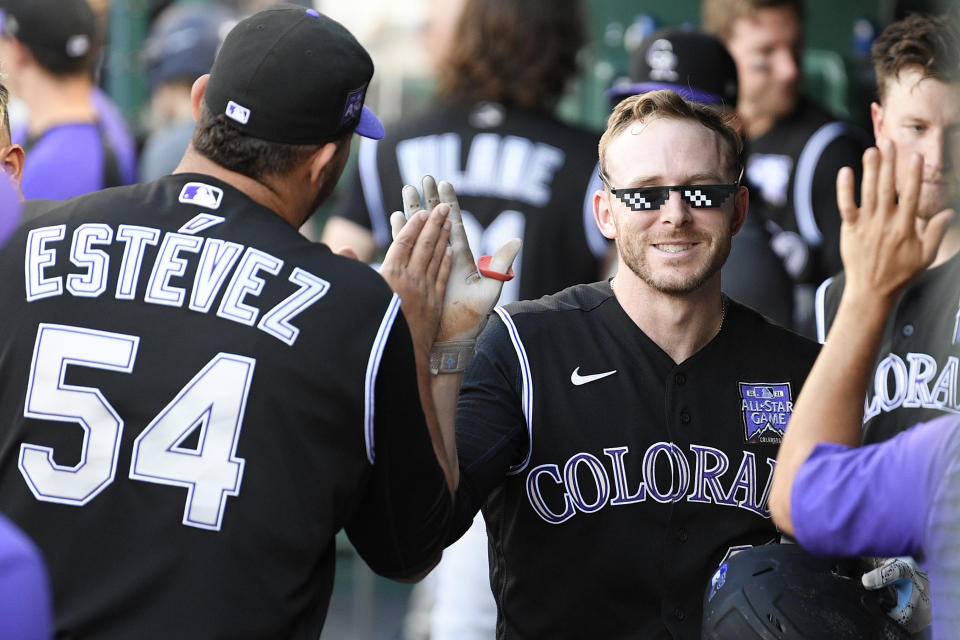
[702,544,910,640]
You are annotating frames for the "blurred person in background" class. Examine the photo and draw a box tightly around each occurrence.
[324,1,604,638]
[139,2,236,182]
[703,0,869,337]
[0,0,136,200]
[601,26,794,328]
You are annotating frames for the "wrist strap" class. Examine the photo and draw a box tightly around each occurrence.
[430,341,476,375]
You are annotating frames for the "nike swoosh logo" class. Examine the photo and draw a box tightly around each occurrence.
[570,366,617,386]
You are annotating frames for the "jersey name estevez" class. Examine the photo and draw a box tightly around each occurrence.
[24,216,329,347]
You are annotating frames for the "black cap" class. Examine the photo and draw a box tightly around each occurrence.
[0,0,99,72]
[203,3,384,145]
[608,27,738,107]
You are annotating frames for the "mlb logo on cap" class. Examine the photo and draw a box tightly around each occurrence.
[179,182,224,209]
[225,101,251,125]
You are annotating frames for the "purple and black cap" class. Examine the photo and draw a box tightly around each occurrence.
[203,3,384,145]
[607,27,738,108]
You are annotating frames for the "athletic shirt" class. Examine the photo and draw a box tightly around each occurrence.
[746,97,868,286]
[336,99,606,303]
[0,174,450,638]
[453,281,820,639]
[815,250,960,445]
[792,415,960,640]
[14,88,137,201]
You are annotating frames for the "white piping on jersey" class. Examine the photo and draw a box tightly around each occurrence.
[793,122,853,248]
[364,293,402,464]
[814,276,834,344]
[358,137,392,247]
[584,165,610,259]
[495,306,535,475]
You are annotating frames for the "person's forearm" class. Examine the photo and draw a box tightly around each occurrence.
[413,348,460,496]
[769,288,895,532]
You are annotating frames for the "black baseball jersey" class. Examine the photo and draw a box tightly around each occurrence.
[451,281,820,639]
[815,250,960,445]
[0,174,451,639]
[747,97,868,286]
[336,99,606,303]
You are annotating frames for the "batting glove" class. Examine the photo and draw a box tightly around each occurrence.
[392,176,521,346]
[861,556,931,633]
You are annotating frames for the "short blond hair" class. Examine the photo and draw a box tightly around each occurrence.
[701,0,803,43]
[597,90,743,186]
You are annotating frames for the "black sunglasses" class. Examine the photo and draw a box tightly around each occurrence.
[600,168,742,212]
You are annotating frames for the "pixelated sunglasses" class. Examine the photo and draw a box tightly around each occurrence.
[600,167,743,212]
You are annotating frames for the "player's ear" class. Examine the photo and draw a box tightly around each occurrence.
[594,189,618,240]
[730,185,748,235]
[870,101,884,144]
[1,143,25,186]
[190,74,211,121]
[307,142,339,184]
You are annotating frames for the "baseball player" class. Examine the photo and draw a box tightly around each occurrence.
[0,6,516,637]
[703,0,870,336]
[444,90,820,638]
[771,138,958,640]
[814,12,960,447]
[323,0,607,305]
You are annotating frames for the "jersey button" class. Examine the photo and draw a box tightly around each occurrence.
[902,324,914,337]
[675,373,686,385]
[673,607,686,621]
[680,411,691,424]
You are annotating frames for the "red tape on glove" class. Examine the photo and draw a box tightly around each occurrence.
[477,255,515,281]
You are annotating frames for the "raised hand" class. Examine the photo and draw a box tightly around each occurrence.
[379,199,453,357]
[392,176,521,346]
[836,140,954,301]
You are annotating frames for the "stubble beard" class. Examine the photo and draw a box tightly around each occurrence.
[617,225,732,295]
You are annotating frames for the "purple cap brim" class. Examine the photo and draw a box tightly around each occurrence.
[355,105,385,140]
[607,82,722,105]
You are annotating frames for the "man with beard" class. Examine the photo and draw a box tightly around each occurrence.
[444,90,820,638]
[703,0,868,336]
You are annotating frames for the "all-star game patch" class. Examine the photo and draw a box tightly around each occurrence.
[739,382,793,444]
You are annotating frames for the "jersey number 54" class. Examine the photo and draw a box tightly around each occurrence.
[19,323,252,532]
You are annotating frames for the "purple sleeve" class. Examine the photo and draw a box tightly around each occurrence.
[791,417,954,558]
[0,514,53,640]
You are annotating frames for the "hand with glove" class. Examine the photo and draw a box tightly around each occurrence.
[392,175,521,373]
[862,556,931,634]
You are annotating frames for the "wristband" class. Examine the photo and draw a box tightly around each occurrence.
[430,341,476,375]
[477,255,515,281]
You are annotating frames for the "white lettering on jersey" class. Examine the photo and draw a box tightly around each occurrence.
[526,442,776,524]
[145,233,204,307]
[25,225,66,301]
[189,239,244,313]
[23,225,327,346]
[864,353,960,422]
[396,132,565,206]
[67,224,113,298]
[257,267,330,346]
[217,248,284,326]
[116,225,161,299]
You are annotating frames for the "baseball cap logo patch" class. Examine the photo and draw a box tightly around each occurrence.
[179,182,224,209]
[341,86,366,127]
[739,382,793,444]
[225,100,251,124]
[65,34,90,57]
[646,38,679,82]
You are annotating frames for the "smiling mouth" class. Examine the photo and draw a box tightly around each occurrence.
[655,243,695,253]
